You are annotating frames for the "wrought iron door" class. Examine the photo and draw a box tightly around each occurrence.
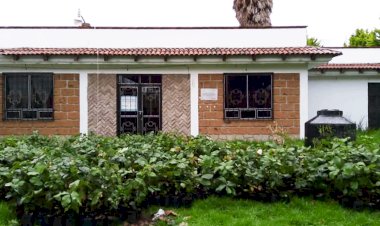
[118,75,162,135]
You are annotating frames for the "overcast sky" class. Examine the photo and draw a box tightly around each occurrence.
[0,0,379,46]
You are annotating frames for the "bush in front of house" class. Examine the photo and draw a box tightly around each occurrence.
[295,137,380,208]
[0,132,379,223]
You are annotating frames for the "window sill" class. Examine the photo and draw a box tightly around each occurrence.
[224,118,273,122]
[2,118,54,121]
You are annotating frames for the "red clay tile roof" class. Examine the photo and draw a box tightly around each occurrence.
[0,26,307,29]
[315,63,380,70]
[0,47,341,57]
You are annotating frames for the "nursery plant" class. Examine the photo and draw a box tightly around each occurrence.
[0,131,379,225]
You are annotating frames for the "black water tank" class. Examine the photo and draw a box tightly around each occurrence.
[305,109,356,146]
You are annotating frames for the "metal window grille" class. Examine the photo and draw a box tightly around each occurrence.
[224,73,273,120]
[117,74,162,135]
[3,73,54,120]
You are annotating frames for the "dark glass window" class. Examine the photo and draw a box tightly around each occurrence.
[225,75,247,108]
[119,75,162,84]
[4,73,54,120]
[224,73,272,120]
[119,75,139,84]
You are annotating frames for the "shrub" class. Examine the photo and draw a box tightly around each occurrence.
[0,132,379,218]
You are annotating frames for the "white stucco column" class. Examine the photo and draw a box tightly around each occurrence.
[190,72,199,136]
[79,72,88,134]
[299,70,308,139]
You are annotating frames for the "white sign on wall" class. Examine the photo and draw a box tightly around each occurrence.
[200,88,218,101]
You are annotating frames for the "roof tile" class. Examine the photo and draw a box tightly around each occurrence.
[315,63,380,70]
[0,47,341,57]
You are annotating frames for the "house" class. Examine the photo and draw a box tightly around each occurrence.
[0,26,339,139]
[309,47,380,130]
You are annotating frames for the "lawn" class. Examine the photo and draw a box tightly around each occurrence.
[152,196,380,226]
[357,129,380,143]
[1,197,380,226]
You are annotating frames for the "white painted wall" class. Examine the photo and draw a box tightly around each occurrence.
[190,72,199,136]
[299,71,308,139]
[309,47,380,129]
[79,72,88,134]
[0,27,307,48]
[329,48,380,63]
[309,76,380,129]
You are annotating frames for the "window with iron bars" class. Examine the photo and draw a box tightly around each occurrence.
[224,73,273,120]
[3,73,54,120]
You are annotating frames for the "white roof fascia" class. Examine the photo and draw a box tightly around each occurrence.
[0,27,307,48]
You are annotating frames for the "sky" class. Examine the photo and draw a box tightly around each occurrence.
[0,0,379,47]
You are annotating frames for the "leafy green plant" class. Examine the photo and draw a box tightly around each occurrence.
[1,132,380,220]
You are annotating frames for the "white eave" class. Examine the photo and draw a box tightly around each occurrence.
[0,54,334,70]
[0,26,308,48]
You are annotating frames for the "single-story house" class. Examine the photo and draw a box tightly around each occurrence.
[0,26,340,139]
[309,47,380,130]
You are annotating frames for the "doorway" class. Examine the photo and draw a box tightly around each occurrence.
[117,74,162,134]
[368,83,380,129]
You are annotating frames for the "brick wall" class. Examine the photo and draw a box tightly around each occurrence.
[162,74,191,135]
[198,73,300,140]
[87,74,191,136]
[0,74,80,135]
[88,74,117,136]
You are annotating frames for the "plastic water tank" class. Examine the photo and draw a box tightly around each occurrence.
[305,109,356,146]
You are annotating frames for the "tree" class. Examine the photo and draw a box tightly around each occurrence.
[233,0,273,27]
[346,28,380,47]
[307,37,322,47]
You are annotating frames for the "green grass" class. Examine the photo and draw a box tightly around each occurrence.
[0,202,17,226]
[152,197,380,226]
[357,129,380,143]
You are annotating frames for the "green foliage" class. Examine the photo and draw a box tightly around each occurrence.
[307,37,322,47]
[0,202,17,226]
[0,132,380,217]
[346,28,380,47]
[296,138,380,203]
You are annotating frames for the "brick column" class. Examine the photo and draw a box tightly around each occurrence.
[88,74,117,136]
[162,74,191,135]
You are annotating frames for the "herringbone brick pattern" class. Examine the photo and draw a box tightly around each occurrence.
[88,74,117,136]
[162,74,191,135]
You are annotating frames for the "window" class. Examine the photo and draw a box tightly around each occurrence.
[3,73,53,120]
[224,73,272,120]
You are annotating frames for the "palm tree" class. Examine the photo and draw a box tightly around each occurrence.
[307,37,322,47]
[233,0,273,27]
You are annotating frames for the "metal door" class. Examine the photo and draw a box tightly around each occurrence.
[118,75,161,134]
[368,83,380,129]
